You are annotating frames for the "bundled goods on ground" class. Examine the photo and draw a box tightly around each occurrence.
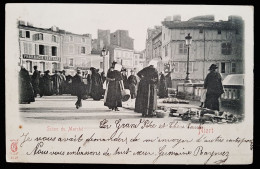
[162,98,189,104]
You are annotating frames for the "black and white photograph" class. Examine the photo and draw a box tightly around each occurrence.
[5,4,253,164]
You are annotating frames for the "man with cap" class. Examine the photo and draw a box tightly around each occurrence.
[73,69,85,109]
[204,64,224,111]
[127,69,138,99]
[31,65,40,97]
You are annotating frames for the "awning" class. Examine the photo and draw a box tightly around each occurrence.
[222,74,244,86]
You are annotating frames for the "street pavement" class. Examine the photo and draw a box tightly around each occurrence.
[19,95,242,125]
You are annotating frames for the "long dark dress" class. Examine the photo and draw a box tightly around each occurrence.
[31,69,40,97]
[104,70,123,109]
[134,66,159,117]
[127,75,137,99]
[19,68,35,103]
[90,71,103,100]
[204,70,224,111]
[158,74,168,98]
[42,74,53,96]
[39,76,44,97]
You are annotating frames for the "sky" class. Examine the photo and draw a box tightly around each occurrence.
[9,4,250,51]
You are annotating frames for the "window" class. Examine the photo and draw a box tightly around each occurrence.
[52,35,57,42]
[34,33,44,40]
[69,45,74,54]
[179,43,188,54]
[19,30,25,38]
[173,62,179,72]
[135,61,138,65]
[39,45,45,55]
[218,30,221,34]
[26,61,32,73]
[221,42,232,55]
[39,62,45,72]
[231,63,236,73]
[235,29,239,34]
[52,63,57,73]
[221,63,226,73]
[69,58,73,66]
[199,29,203,33]
[81,47,85,54]
[26,31,30,38]
[52,46,57,56]
[69,36,73,41]
[82,38,85,43]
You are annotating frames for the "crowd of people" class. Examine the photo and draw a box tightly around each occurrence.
[19,62,224,117]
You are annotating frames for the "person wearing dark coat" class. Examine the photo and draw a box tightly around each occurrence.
[65,74,73,94]
[39,72,44,97]
[90,67,103,100]
[121,68,129,89]
[19,66,35,104]
[52,70,62,95]
[31,66,40,97]
[73,69,85,109]
[134,62,159,117]
[158,73,168,98]
[42,70,53,96]
[104,64,123,111]
[127,70,137,99]
[204,64,224,111]
[101,71,106,83]
[59,70,66,95]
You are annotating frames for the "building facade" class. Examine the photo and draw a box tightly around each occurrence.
[133,51,145,72]
[160,15,244,88]
[18,21,62,74]
[61,32,92,75]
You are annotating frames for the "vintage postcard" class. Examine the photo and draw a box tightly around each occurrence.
[5,4,253,164]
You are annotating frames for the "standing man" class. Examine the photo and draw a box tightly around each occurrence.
[158,72,168,98]
[134,60,159,117]
[127,69,138,99]
[52,70,62,95]
[204,64,224,111]
[31,66,40,97]
[73,69,84,109]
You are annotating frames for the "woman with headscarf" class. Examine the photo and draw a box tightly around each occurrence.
[134,60,159,117]
[104,63,123,111]
[204,64,224,111]
[90,67,103,101]
[19,66,35,104]
[158,72,168,98]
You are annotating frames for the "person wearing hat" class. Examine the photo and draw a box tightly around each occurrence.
[121,67,129,89]
[19,66,35,104]
[73,69,85,109]
[127,69,138,99]
[31,65,40,97]
[42,70,53,96]
[204,64,224,111]
[134,60,159,117]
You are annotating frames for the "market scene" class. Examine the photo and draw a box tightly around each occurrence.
[18,13,245,124]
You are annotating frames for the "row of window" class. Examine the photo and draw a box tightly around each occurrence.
[23,43,58,56]
[163,42,232,55]
[20,30,59,42]
[68,45,86,54]
[171,62,237,73]
[69,36,88,43]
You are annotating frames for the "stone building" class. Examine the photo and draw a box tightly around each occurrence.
[61,31,92,75]
[160,15,244,88]
[110,30,134,50]
[18,21,62,74]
